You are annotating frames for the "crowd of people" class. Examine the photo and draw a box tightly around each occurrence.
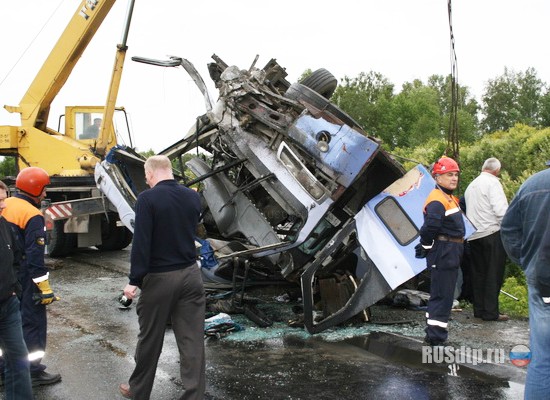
[416,155,550,400]
[0,157,205,400]
[1,153,548,399]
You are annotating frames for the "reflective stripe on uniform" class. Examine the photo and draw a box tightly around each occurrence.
[28,350,45,361]
[445,206,461,216]
[32,273,49,283]
[427,318,448,328]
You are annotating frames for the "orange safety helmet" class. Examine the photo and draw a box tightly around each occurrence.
[432,156,460,176]
[16,167,51,197]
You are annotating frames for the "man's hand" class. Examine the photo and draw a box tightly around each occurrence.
[33,280,60,305]
[415,242,432,259]
[123,284,138,300]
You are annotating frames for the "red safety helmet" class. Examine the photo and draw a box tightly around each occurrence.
[432,156,460,175]
[16,167,51,197]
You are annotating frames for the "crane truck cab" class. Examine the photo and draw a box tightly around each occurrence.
[0,0,136,257]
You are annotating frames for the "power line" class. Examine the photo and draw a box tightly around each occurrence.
[0,0,66,90]
[447,0,460,163]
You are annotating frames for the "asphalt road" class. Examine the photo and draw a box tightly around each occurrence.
[0,248,528,400]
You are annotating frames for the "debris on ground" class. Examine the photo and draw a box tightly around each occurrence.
[204,313,244,339]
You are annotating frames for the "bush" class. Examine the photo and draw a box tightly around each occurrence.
[499,276,529,318]
[504,260,526,285]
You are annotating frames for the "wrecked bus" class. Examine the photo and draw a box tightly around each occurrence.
[95,55,459,333]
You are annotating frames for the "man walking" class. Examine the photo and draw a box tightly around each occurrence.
[464,158,509,321]
[119,155,205,400]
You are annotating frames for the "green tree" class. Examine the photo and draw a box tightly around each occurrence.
[298,69,313,82]
[0,156,16,178]
[481,67,546,133]
[139,149,155,158]
[540,88,550,127]
[333,73,478,150]
[391,138,448,172]
[426,75,480,143]
[391,125,550,199]
[451,124,550,198]
[332,71,395,146]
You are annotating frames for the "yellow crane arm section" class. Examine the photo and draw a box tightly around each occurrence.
[96,0,135,155]
[5,0,116,130]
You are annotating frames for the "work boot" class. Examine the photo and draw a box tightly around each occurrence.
[31,370,62,386]
[423,335,446,347]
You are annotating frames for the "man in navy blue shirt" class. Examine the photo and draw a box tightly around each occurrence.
[2,167,61,387]
[416,156,465,346]
[0,180,33,398]
[119,155,205,400]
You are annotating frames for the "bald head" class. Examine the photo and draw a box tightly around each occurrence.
[144,155,174,187]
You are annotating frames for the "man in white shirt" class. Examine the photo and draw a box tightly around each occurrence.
[464,158,509,321]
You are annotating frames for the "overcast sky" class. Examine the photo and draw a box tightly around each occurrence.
[1,0,549,153]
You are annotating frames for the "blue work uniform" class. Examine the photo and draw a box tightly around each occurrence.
[2,194,49,373]
[419,186,465,345]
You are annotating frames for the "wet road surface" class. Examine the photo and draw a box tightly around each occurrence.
[0,248,527,399]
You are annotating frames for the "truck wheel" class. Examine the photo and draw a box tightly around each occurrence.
[285,82,362,131]
[117,228,133,250]
[300,68,338,99]
[96,214,132,251]
[48,220,77,258]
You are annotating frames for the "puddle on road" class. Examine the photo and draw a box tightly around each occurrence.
[348,331,507,382]
[204,308,525,400]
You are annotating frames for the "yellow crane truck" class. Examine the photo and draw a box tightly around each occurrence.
[0,0,138,256]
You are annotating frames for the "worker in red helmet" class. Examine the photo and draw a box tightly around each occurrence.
[0,167,62,386]
[415,156,465,346]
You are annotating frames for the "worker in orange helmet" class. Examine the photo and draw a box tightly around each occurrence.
[0,167,62,386]
[415,156,465,346]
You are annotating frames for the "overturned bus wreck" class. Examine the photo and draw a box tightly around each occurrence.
[96,55,443,334]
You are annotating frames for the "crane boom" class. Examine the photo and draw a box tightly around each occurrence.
[0,0,137,256]
[5,0,117,130]
[0,0,135,177]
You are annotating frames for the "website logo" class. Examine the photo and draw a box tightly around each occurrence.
[509,345,531,367]
[422,345,505,367]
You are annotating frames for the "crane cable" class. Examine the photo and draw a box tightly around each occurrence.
[447,0,460,162]
[0,0,67,90]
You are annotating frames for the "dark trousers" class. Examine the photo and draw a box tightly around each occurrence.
[20,272,48,373]
[0,296,33,399]
[129,266,206,400]
[0,271,48,374]
[469,231,506,320]
[425,241,462,344]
